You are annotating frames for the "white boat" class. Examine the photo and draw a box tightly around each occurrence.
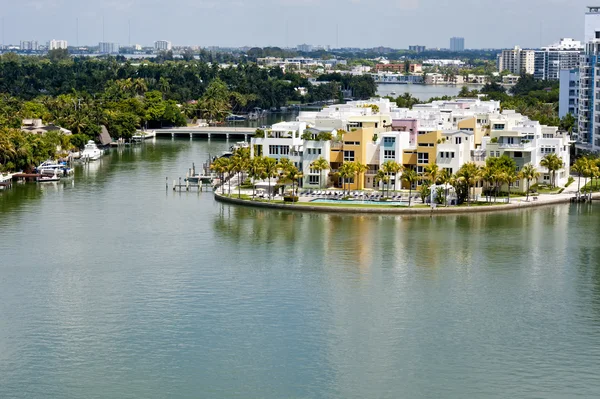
[37,160,74,177]
[390,91,397,95]
[80,141,103,161]
[38,170,60,182]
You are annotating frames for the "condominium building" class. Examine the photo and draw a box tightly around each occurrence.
[155,40,172,51]
[485,112,571,187]
[374,63,422,73]
[20,40,39,51]
[559,69,580,119]
[577,6,600,150]
[450,37,465,52]
[98,42,120,54]
[533,38,583,80]
[498,46,535,75]
[409,45,426,53]
[48,39,68,50]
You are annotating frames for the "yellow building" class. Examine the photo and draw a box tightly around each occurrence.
[401,130,442,188]
[329,115,391,191]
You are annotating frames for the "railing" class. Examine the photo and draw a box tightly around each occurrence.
[498,141,533,149]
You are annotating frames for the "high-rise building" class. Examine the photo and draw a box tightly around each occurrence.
[498,46,535,75]
[48,39,68,50]
[98,42,120,54]
[449,37,465,52]
[409,45,426,53]
[534,38,583,81]
[559,69,580,119]
[20,40,39,51]
[576,6,600,149]
[154,40,172,51]
[297,44,313,52]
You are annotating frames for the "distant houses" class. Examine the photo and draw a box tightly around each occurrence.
[21,119,71,135]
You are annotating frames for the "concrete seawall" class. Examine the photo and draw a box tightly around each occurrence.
[213,193,597,216]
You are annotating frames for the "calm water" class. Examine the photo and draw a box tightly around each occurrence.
[1,139,600,399]
[377,83,484,101]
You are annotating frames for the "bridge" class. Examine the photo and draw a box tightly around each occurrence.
[154,127,257,140]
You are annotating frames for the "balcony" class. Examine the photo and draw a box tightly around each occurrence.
[498,141,533,150]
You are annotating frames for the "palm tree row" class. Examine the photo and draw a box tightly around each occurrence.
[210,150,305,201]
[573,156,600,201]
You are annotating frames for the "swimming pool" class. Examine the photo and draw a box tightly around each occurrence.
[311,199,410,206]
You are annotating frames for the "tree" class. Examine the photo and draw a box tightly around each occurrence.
[248,157,265,199]
[519,163,540,201]
[401,167,419,207]
[540,153,563,188]
[263,157,278,200]
[382,160,401,197]
[338,162,356,197]
[374,169,389,194]
[232,153,250,199]
[210,157,228,194]
[311,157,330,189]
[424,163,440,185]
[198,78,231,122]
[352,161,368,191]
[572,157,589,196]
[456,162,481,206]
[281,165,303,199]
[439,168,452,206]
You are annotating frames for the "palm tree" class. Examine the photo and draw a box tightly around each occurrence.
[504,168,518,203]
[540,153,563,188]
[519,163,540,201]
[382,160,401,197]
[375,169,389,195]
[248,157,265,199]
[456,162,481,206]
[311,157,330,189]
[210,157,228,195]
[232,154,249,199]
[263,157,278,200]
[401,167,419,207]
[439,169,452,206]
[338,162,356,197]
[353,161,368,191]
[572,158,587,196]
[424,163,440,186]
[480,165,495,202]
[281,166,304,200]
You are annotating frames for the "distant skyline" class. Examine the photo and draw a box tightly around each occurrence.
[0,0,593,49]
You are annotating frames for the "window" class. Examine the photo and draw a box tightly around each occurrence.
[309,175,320,184]
[383,150,396,159]
[417,152,429,164]
[383,137,396,144]
[444,167,453,174]
[268,145,290,155]
[418,143,434,147]
[344,141,360,146]
[416,166,424,174]
[343,150,355,162]
[514,152,523,158]
[455,137,462,144]
[493,124,505,130]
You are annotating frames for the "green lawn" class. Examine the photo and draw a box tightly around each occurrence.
[582,181,600,193]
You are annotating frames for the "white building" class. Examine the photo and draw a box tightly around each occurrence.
[534,38,583,81]
[20,40,38,51]
[485,112,571,187]
[98,42,119,54]
[498,46,535,75]
[155,40,172,51]
[250,122,335,188]
[48,40,68,50]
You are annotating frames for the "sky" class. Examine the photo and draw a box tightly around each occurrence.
[0,0,593,49]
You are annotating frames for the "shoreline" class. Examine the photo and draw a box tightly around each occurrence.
[214,192,597,216]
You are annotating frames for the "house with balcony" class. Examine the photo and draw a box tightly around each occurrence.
[485,112,571,188]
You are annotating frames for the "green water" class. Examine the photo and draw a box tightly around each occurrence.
[1,139,600,399]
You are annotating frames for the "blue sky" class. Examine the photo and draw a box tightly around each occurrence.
[0,0,591,49]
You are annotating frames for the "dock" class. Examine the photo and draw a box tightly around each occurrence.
[0,173,14,189]
[154,127,256,140]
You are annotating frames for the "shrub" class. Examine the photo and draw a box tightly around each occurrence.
[284,196,299,202]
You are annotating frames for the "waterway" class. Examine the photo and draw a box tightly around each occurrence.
[377,83,484,101]
[1,139,600,399]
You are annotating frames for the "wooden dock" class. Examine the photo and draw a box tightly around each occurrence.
[154,127,256,140]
